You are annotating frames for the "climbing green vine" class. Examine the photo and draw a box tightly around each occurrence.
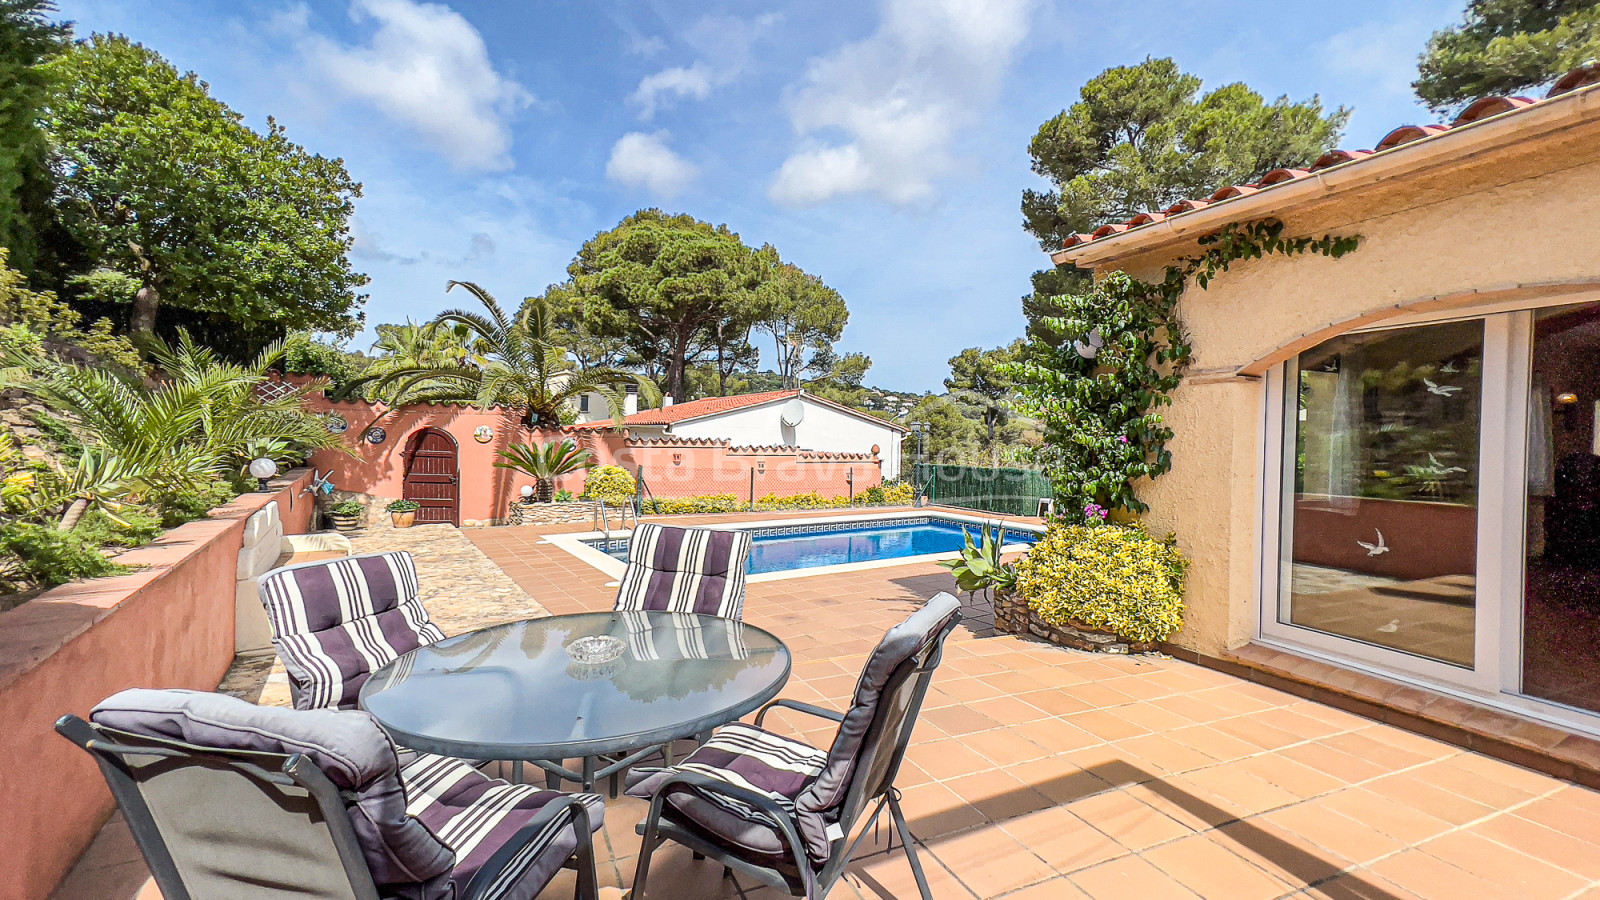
[1008,219,1360,516]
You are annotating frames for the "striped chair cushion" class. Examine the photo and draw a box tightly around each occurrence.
[624,723,828,862]
[614,524,752,619]
[619,611,749,661]
[258,551,447,710]
[400,753,605,900]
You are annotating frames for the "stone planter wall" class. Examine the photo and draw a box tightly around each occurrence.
[506,500,598,527]
[994,590,1159,654]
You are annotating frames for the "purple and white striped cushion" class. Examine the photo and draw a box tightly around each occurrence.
[624,723,828,861]
[614,524,751,619]
[400,753,605,900]
[258,551,446,711]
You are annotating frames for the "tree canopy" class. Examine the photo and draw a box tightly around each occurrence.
[1415,0,1600,114]
[1021,57,1348,248]
[946,341,1026,458]
[752,258,848,389]
[42,34,368,349]
[0,0,67,274]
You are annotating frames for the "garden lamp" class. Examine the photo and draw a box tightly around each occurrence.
[521,485,535,501]
[248,457,278,492]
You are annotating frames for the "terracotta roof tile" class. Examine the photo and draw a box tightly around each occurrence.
[1058,64,1600,253]
[622,389,799,426]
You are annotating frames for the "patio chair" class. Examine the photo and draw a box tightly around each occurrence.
[57,688,604,900]
[614,523,753,620]
[624,592,963,900]
[256,550,446,711]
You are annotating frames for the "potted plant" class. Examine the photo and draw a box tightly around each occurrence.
[327,499,364,533]
[386,498,421,528]
[939,522,1022,629]
[494,439,595,503]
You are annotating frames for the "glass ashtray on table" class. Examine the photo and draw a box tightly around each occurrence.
[566,634,627,665]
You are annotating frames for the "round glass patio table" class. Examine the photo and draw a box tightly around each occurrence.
[359,611,791,787]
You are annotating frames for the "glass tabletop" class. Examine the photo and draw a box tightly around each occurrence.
[358,611,792,759]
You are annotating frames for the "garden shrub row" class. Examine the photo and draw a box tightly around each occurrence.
[640,482,914,515]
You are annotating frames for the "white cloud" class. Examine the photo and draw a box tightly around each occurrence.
[627,14,779,120]
[292,0,531,171]
[768,0,1035,208]
[606,131,698,197]
[631,61,715,119]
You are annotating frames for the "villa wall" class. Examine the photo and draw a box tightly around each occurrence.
[1094,117,1600,657]
[300,395,883,523]
[0,468,316,900]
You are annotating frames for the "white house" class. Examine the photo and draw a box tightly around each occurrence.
[612,389,908,478]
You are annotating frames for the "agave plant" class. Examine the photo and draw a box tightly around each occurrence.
[353,282,660,428]
[30,330,347,506]
[495,439,595,502]
[938,522,1019,602]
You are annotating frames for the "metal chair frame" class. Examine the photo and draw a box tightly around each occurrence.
[630,611,961,900]
[56,715,600,900]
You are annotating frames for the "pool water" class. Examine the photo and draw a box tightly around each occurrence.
[589,518,1038,575]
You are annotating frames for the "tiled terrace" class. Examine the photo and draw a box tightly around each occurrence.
[56,513,1600,900]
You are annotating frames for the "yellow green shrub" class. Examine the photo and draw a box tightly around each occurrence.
[1013,522,1187,644]
[642,494,743,514]
[582,465,636,506]
[755,491,850,511]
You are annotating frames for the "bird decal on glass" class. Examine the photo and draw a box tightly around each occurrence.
[1376,619,1400,633]
[1423,378,1461,397]
[1356,528,1389,557]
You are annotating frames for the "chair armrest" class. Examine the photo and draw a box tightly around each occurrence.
[755,698,845,727]
[459,793,598,900]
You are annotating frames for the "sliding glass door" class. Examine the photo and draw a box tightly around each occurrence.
[1261,297,1600,723]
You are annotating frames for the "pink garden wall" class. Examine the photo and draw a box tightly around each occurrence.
[297,392,883,524]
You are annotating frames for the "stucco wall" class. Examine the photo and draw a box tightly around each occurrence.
[664,396,906,478]
[0,469,315,900]
[1097,123,1600,656]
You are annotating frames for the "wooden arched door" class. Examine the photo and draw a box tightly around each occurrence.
[403,428,460,526]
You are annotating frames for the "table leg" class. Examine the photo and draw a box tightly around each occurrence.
[513,760,523,784]
[546,767,561,790]
[581,756,597,793]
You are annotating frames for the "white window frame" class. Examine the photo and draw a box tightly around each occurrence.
[1256,293,1600,733]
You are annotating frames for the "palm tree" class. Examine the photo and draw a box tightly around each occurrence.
[359,282,659,428]
[31,330,345,505]
[494,439,594,502]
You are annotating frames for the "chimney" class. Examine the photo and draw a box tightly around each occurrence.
[663,395,674,407]
[625,383,639,416]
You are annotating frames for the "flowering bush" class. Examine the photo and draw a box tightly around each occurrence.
[582,465,636,507]
[755,491,850,511]
[1013,522,1187,644]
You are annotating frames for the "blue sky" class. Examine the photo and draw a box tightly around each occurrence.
[57,0,1463,393]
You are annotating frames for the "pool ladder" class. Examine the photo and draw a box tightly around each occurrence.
[593,499,638,548]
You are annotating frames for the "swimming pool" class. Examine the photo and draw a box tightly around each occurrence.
[584,516,1039,575]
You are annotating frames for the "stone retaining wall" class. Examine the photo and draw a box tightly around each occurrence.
[993,590,1158,654]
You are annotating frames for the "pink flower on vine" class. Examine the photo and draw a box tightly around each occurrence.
[1118,435,1130,443]
[1084,503,1109,522]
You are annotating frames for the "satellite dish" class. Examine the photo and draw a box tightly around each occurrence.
[780,397,806,427]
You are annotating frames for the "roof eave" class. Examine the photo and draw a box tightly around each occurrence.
[1051,82,1600,270]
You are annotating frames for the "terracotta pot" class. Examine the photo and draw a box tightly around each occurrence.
[390,510,417,528]
[329,513,362,533]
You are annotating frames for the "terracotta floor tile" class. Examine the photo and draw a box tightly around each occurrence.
[921,705,1004,737]
[846,845,976,900]
[1471,812,1600,881]
[1261,803,1406,867]
[896,782,988,839]
[906,738,995,782]
[1171,765,1300,819]
[960,726,1051,768]
[968,694,1050,725]
[1230,753,1348,799]
[927,825,1056,897]
[1068,788,1196,851]
[1213,816,1351,887]
[1165,724,1266,763]
[1144,832,1293,900]
[988,876,1092,899]
[1113,733,1224,777]
[943,770,1055,824]
[1065,709,1152,742]
[1368,848,1515,900]
[1009,716,1104,754]
[1300,871,1428,900]
[1319,789,1453,845]
[1277,741,1392,785]
[1421,830,1590,898]
[1008,757,1117,806]
[1069,854,1204,900]
[1361,773,1497,826]
[1014,688,1095,717]
[998,805,1128,875]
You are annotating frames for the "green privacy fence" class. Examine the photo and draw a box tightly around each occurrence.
[911,463,1054,517]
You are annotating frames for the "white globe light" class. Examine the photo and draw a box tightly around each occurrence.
[248,457,279,480]
[520,485,535,500]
